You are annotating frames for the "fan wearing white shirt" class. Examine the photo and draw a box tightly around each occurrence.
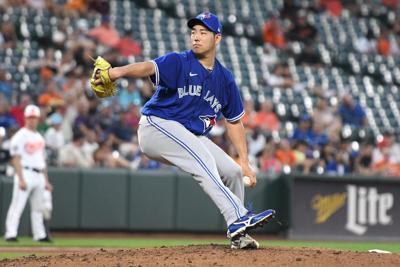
[44,112,65,151]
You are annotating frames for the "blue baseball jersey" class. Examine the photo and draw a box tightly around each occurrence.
[141,50,244,135]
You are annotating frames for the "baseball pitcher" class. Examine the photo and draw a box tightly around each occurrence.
[91,12,275,249]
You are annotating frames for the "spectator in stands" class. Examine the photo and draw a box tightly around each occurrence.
[252,100,280,133]
[312,95,342,142]
[275,139,296,167]
[73,96,104,140]
[372,130,400,165]
[265,63,295,89]
[38,66,56,88]
[287,12,318,44]
[292,140,317,174]
[88,15,120,48]
[262,16,286,49]
[60,68,85,96]
[115,30,142,58]
[118,80,142,111]
[377,29,391,56]
[372,142,400,177]
[355,29,376,54]
[95,101,116,143]
[261,44,279,67]
[291,115,314,145]
[81,128,99,160]
[137,154,161,170]
[59,94,80,142]
[38,81,65,108]
[338,94,367,128]
[111,112,135,143]
[258,143,282,174]
[241,99,256,130]
[0,21,17,49]
[292,140,307,166]
[73,97,92,135]
[123,104,141,132]
[44,112,65,166]
[10,94,32,127]
[308,122,329,148]
[0,69,12,101]
[324,140,352,175]
[44,113,65,152]
[0,98,17,130]
[247,127,266,157]
[58,130,94,168]
[355,142,375,175]
[93,136,134,169]
[338,137,354,174]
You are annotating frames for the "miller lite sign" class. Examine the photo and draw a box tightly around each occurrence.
[290,177,400,240]
[345,185,393,235]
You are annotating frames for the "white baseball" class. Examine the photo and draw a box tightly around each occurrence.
[243,176,251,187]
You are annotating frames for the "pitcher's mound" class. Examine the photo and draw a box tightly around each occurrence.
[1,244,399,266]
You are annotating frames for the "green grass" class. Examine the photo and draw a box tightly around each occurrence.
[0,237,226,248]
[0,252,44,259]
[0,237,399,260]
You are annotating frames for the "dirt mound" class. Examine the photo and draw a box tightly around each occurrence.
[1,245,399,267]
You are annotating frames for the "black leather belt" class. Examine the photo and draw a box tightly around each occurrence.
[23,166,43,173]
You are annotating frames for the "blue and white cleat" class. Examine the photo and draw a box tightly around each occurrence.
[227,209,276,239]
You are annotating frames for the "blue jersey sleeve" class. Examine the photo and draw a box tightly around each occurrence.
[149,52,181,89]
[222,74,245,122]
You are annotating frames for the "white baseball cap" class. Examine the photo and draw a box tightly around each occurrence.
[24,104,41,118]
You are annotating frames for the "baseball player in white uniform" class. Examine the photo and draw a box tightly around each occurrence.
[4,104,53,242]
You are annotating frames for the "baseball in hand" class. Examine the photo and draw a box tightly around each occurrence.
[243,176,251,187]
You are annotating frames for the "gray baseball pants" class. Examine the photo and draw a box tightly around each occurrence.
[138,115,248,226]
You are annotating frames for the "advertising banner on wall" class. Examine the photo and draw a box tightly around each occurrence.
[288,177,400,241]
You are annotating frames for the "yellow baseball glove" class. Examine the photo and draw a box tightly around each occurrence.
[90,56,117,98]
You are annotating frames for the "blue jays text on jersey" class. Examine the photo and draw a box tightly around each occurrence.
[141,50,245,135]
[178,85,222,113]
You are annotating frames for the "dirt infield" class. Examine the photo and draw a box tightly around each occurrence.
[1,245,400,267]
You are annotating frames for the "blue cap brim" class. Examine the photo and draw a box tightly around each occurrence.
[187,18,217,33]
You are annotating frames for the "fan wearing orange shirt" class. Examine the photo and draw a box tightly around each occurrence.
[252,100,280,133]
[262,16,286,49]
[275,139,296,167]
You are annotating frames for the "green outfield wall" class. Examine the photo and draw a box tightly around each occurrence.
[1,169,398,240]
[0,169,287,236]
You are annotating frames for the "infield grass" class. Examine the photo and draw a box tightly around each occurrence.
[0,252,46,259]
